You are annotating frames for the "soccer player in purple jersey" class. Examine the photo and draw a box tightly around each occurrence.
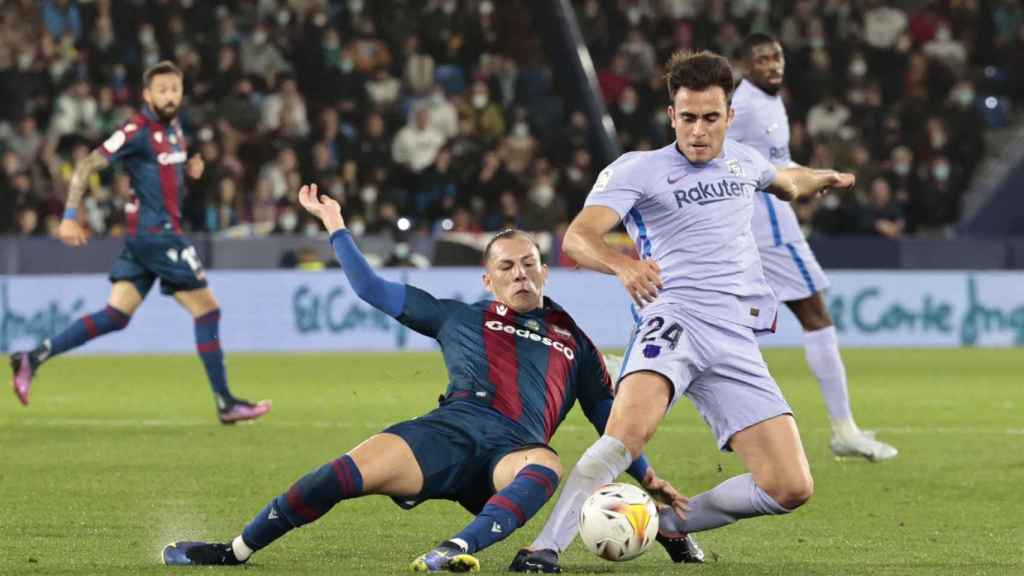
[512,51,857,572]
[8,61,269,424]
[162,183,694,572]
[730,33,897,461]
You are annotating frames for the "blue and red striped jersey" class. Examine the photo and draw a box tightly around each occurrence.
[398,286,614,445]
[93,108,189,236]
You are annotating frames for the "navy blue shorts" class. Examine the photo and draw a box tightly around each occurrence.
[109,234,208,296]
[384,400,552,514]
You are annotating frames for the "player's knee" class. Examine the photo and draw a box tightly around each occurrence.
[617,434,649,461]
[195,307,221,323]
[767,473,814,510]
[605,422,655,459]
[804,312,832,331]
[532,454,563,480]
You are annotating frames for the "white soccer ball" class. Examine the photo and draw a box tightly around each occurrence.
[578,482,659,562]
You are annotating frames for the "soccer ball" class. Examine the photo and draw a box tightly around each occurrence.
[578,482,659,562]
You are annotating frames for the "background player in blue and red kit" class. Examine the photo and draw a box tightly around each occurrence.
[162,183,698,572]
[8,61,270,424]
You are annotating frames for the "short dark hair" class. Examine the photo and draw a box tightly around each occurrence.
[143,60,183,86]
[483,229,542,265]
[664,50,735,101]
[741,32,780,60]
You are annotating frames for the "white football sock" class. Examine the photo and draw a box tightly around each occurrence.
[661,473,791,534]
[232,535,253,561]
[802,326,857,427]
[530,435,632,553]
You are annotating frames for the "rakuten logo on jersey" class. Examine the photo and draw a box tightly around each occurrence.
[157,151,188,165]
[485,320,575,360]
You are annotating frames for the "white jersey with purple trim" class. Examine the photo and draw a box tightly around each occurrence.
[729,78,803,248]
[584,140,779,331]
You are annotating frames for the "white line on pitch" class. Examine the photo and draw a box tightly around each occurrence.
[1,418,1022,436]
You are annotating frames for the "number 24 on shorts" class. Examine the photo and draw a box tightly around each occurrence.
[639,316,683,350]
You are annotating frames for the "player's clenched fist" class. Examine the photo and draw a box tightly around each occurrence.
[615,258,662,308]
[297,183,346,234]
[58,218,88,247]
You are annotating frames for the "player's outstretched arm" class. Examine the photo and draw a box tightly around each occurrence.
[298,183,405,317]
[563,206,662,308]
[59,150,109,247]
[769,166,855,202]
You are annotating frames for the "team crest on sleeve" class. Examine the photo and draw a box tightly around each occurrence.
[102,130,127,154]
[642,344,661,358]
[726,160,745,177]
[591,168,613,193]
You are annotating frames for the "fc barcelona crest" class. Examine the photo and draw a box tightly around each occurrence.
[726,159,745,177]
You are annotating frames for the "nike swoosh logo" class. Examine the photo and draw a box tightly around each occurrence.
[667,173,685,184]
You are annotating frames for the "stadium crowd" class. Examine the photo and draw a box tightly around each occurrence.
[0,0,1022,243]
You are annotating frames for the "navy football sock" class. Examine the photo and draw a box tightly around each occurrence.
[241,455,364,551]
[453,464,559,553]
[194,309,234,406]
[42,306,130,362]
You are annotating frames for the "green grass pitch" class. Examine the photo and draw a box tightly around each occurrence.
[2,349,1022,575]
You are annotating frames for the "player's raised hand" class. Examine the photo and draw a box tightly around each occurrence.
[58,218,88,247]
[616,258,662,308]
[297,183,346,233]
[642,468,690,520]
[186,154,204,179]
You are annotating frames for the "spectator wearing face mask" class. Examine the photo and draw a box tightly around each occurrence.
[858,177,905,239]
[240,23,291,80]
[520,173,566,232]
[423,84,459,139]
[610,86,647,149]
[944,81,985,182]
[458,80,506,146]
[883,146,919,226]
[273,204,303,235]
[911,155,960,233]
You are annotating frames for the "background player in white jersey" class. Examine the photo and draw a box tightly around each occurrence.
[510,51,857,572]
[730,33,897,461]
